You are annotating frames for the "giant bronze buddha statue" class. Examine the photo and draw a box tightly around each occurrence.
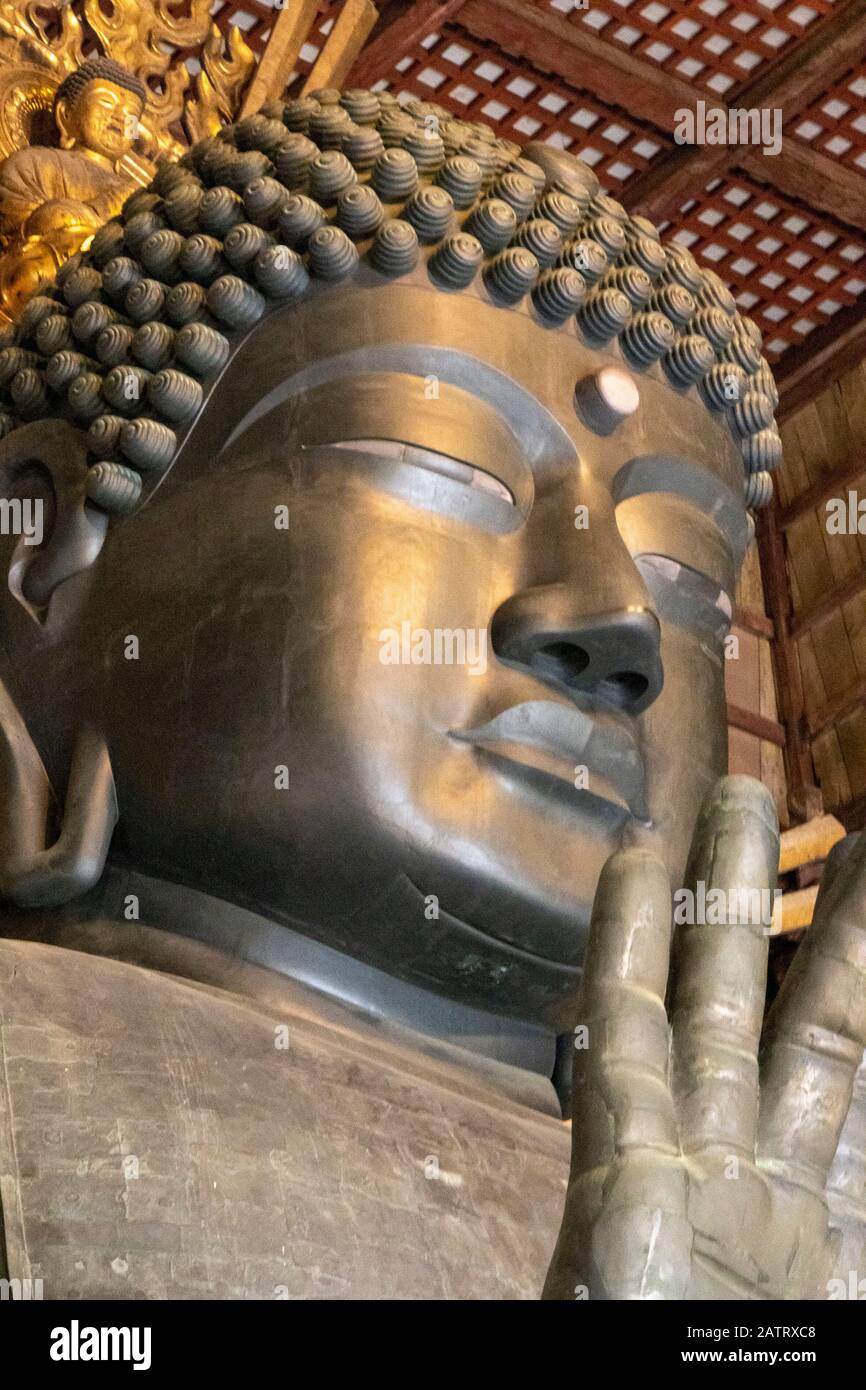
[0,90,863,1300]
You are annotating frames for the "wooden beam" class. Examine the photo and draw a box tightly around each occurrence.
[621,0,866,224]
[462,0,866,230]
[726,702,786,748]
[808,673,866,737]
[740,0,866,117]
[775,297,866,421]
[347,0,469,88]
[301,0,379,95]
[734,607,775,641]
[779,813,846,872]
[618,138,866,231]
[779,459,866,530]
[740,141,866,233]
[239,0,321,118]
[772,884,819,934]
[460,0,695,131]
[628,120,866,233]
[791,566,866,640]
[622,147,724,227]
[755,500,820,819]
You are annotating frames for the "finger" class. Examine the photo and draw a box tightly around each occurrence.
[813,832,862,917]
[570,847,677,1178]
[543,1154,692,1300]
[758,831,866,1191]
[670,776,779,1158]
[826,1051,866,1291]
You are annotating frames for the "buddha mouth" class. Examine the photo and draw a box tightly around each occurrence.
[451,699,649,823]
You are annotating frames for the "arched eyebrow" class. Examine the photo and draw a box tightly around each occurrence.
[217,339,575,472]
[225,369,534,511]
[611,453,751,571]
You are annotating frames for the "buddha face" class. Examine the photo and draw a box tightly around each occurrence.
[28,278,749,1030]
[56,80,143,164]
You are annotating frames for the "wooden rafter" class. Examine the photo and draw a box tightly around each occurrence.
[239,0,321,118]
[459,0,699,132]
[755,501,820,820]
[735,608,775,641]
[622,0,866,225]
[727,703,786,749]
[456,0,866,230]
[809,675,866,738]
[738,140,866,239]
[779,813,846,872]
[791,567,866,641]
[301,0,379,95]
[347,0,470,88]
[776,297,866,420]
[779,459,866,530]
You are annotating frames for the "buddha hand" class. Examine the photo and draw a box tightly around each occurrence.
[543,776,866,1300]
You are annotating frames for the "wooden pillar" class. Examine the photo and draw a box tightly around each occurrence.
[755,499,821,822]
[239,0,321,118]
[300,0,379,95]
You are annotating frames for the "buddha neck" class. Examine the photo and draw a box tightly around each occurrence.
[64,141,118,174]
[0,855,564,1115]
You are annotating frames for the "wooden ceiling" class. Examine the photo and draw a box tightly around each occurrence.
[767,362,866,831]
[211,0,866,400]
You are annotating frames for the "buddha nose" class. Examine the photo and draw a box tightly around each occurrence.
[491,584,663,716]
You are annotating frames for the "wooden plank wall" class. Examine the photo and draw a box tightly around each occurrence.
[777,361,866,822]
[727,544,790,831]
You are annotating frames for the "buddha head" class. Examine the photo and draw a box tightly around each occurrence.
[0,98,782,1031]
[53,57,146,167]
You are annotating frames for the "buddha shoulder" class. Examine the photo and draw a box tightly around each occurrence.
[0,145,117,215]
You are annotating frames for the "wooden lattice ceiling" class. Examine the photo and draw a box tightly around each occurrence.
[532,0,838,97]
[364,25,677,173]
[662,174,866,361]
[794,62,866,174]
[210,0,339,65]
[209,0,866,400]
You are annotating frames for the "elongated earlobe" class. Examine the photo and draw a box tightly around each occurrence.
[0,680,117,907]
[54,97,75,149]
[0,419,108,615]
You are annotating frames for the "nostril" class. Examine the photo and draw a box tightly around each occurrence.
[491,596,662,713]
[597,671,649,707]
[532,641,590,686]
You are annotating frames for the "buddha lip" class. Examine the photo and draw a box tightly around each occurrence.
[451,699,649,821]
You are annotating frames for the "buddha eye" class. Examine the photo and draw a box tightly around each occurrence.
[636,552,732,640]
[328,438,515,505]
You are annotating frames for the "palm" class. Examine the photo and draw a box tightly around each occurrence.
[543,777,866,1300]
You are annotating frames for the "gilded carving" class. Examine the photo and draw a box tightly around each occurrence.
[0,0,254,320]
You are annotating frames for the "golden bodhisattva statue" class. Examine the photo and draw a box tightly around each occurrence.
[0,56,145,320]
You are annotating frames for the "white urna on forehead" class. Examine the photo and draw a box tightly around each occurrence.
[575,365,641,434]
[0,88,781,520]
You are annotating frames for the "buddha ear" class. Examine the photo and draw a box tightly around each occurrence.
[0,419,108,620]
[54,96,75,148]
